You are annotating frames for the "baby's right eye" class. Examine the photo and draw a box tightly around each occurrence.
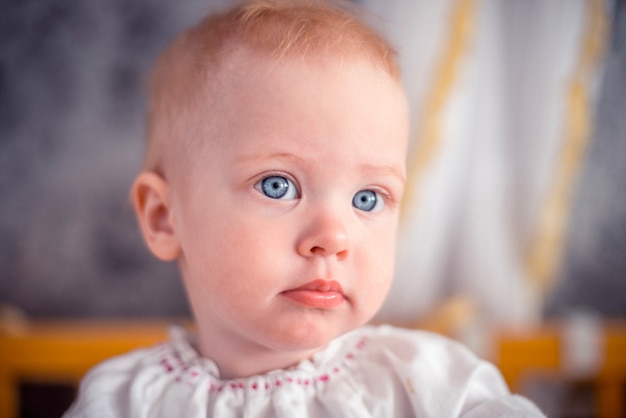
[255,175,299,200]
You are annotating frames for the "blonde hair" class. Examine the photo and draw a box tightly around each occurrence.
[144,0,400,175]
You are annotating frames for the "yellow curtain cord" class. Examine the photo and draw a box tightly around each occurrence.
[401,0,479,223]
[525,0,608,295]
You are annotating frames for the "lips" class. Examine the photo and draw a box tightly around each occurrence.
[281,279,345,309]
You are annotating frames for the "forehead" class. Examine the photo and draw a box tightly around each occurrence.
[145,1,401,177]
[205,51,409,167]
[219,48,406,117]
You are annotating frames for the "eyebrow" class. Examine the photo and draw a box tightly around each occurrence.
[234,151,307,166]
[236,151,405,184]
[359,163,406,186]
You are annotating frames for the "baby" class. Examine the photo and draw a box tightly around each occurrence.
[66,0,544,416]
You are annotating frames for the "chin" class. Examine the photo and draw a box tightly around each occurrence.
[269,318,358,353]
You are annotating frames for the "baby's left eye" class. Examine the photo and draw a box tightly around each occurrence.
[352,190,384,212]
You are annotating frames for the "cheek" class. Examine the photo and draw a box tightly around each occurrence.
[226,215,288,259]
[363,220,397,268]
[354,224,397,299]
[196,214,290,291]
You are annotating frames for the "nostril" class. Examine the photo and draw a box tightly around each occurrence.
[336,249,349,260]
[309,246,349,260]
[310,246,324,255]
[296,220,351,259]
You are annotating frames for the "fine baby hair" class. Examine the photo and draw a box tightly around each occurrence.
[143,0,399,176]
[65,0,545,416]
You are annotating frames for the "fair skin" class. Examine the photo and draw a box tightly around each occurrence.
[133,50,409,379]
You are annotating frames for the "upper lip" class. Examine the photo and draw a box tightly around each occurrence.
[288,279,344,294]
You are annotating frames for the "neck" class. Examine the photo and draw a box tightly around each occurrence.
[195,327,321,380]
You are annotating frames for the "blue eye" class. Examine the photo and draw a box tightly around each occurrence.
[352,190,384,212]
[257,176,299,200]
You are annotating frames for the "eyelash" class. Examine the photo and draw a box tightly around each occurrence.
[252,173,396,212]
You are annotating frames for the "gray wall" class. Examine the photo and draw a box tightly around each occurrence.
[545,0,626,318]
[0,0,227,317]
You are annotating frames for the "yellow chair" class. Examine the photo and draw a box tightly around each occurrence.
[0,318,189,418]
[1,315,624,418]
[494,321,626,418]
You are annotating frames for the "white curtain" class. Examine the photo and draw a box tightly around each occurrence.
[361,0,608,327]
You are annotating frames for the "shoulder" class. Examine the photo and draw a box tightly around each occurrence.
[358,324,482,366]
[355,325,490,380]
[63,343,170,417]
[350,325,545,417]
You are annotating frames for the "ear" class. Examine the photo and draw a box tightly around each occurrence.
[131,171,180,261]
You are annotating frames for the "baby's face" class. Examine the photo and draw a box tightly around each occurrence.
[170,53,408,359]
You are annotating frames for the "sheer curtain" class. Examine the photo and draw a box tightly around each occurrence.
[361,0,608,327]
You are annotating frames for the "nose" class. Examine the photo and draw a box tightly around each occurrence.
[296,213,350,260]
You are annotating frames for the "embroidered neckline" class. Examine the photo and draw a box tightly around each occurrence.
[155,326,370,394]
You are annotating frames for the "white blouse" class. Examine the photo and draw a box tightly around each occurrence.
[64,325,544,417]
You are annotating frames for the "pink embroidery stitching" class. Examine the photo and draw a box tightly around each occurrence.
[161,358,174,373]
[168,332,369,394]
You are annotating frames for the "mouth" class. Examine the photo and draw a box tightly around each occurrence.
[281,279,345,309]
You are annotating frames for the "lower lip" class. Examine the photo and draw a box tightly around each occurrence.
[281,290,345,309]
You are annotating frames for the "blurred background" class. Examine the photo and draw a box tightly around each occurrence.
[0,0,625,417]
